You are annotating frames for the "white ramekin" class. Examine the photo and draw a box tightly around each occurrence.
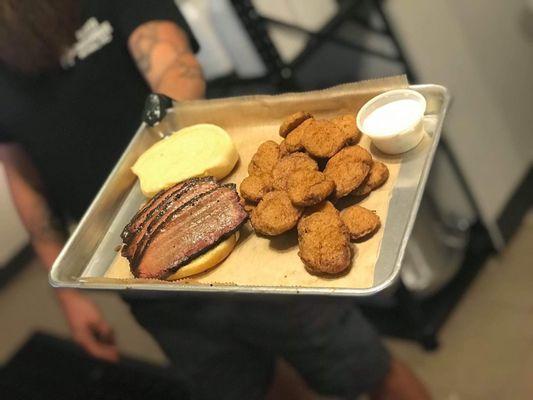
[356,89,427,154]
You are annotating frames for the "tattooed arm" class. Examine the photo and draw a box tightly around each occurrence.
[0,143,67,268]
[0,143,118,362]
[128,21,205,100]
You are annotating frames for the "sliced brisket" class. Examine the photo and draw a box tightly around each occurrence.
[130,184,247,279]
[129,179,219,262]
[121,180,188,244]
[121,177,216,243]
[121,177,218,260]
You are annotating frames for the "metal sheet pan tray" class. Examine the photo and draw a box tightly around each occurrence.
[50,79,450,296]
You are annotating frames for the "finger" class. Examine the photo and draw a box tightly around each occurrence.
[76,331,119,363]
[93,320,116,345]
[97,345,119,363]
[88,340,120,363]
[90,321,119,362]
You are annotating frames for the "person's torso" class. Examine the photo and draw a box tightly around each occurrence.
[0,0,149,220]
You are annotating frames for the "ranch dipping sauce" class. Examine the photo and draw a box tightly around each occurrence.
[357,89,427,154]
[362,99,423,136]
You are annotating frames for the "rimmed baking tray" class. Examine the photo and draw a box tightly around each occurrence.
[50,78,450,296]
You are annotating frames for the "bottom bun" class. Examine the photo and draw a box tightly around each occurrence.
[166,232,239,280]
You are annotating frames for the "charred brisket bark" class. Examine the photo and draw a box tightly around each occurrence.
[121,178,247,279]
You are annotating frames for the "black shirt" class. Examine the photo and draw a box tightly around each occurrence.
[0,0,197,221]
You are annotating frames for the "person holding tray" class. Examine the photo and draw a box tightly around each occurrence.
[0,1,429,399]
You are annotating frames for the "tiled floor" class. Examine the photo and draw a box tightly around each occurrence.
[0,214,531,399]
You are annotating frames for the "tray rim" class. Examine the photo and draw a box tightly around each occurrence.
[50,83,451,296]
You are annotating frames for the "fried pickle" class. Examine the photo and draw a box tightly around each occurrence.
[279,140,290,158]
[352,161,389,196]
[282,118,314,154]
[279,111,312,138]
[340,205,381,241]
[331,114,361,144]
[297,206,351,275]
[250,191,302,236]
[303,200,339,217]
[324,145,372,199]
[287,169,335,207]
[240,174,273,203]
[272,152,318,191]
[301,119,347,158]
[248,140,281,176]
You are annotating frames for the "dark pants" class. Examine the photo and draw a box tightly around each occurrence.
[126,296,390,400]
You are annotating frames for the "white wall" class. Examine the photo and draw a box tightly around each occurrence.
[449,0,533,161]
[385,0,532,247]
[0,163,28,265]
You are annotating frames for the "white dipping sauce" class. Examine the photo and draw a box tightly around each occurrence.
[362,99,423,136]
[357,89,427,154]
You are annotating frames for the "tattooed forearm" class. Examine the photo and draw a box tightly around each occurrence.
[134,46,151,76]
[152,52,202,86]
[0,143,67,245]
[128,21,205,99]
[130,23,157,75]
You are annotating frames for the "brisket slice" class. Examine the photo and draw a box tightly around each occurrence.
[132,184,247,279]
[121,177,216,244]
[122,177,218,261]
[128,179,219,262]
[121,181,187,244]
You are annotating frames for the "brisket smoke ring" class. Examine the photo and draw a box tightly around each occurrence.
[121,178,247,279]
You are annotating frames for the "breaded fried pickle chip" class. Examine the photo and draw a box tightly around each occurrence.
[272,152,318,191]
[340,205,381,240]
[287,169,335,207]
[304,201,338,217]
[279,140,289,158]
[301,119,346,158]
[248,141,280,176]
[331,114,361,144]
[282,118,314,154]
[240,174,273,203]
[324,145,372,198]
[352,161,389,196]
[279,111,312,138]
[251,191,302,236]
[298,207,351,275]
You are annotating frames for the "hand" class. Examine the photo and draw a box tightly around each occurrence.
[57,290,119,362]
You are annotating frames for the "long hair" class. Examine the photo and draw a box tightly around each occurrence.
[0,0,80,75]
